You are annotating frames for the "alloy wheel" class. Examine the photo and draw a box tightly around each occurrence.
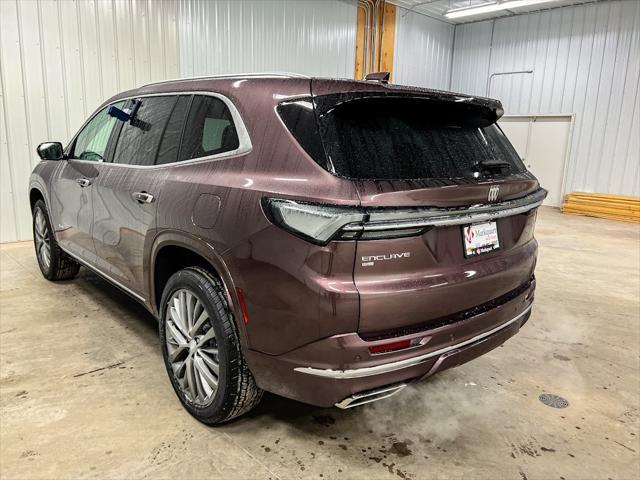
[165,289,220,406]
[34,209,51,269]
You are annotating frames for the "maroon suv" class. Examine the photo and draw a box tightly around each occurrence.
[29,73,545,424]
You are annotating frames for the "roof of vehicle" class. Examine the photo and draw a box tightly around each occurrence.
[141,72,311,87]
[104,73,503,118]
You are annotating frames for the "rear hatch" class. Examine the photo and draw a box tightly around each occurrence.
[277,82,545,338]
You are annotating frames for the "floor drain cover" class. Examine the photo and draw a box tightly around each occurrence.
[539,393,569,408]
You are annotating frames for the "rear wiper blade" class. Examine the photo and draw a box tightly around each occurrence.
[474,159,511,175]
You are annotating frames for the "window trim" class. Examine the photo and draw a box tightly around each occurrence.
[64,91,252,169]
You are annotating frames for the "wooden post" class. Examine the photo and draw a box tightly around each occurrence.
[354,1,395,81]
[380,3,396,81]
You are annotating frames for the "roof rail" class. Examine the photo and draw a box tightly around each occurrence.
[141,72,309,88]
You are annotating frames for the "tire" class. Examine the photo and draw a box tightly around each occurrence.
[159,266,263,424]
[32,199,80,281]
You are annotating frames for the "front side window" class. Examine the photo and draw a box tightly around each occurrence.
[179,95,239,161]
[113,96,177,166]
[71,102,124,161]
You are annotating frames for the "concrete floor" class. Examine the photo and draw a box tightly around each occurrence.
[0,207,638,479]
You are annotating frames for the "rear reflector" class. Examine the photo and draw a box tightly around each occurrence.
[368,338,423,354]
[236,288,249,324]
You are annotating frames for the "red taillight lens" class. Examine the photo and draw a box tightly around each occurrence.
[368,340,412,354]
[236,288,249,324]
[368,337,423,354]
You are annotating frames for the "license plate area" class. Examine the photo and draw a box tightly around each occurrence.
[462,221,500,258]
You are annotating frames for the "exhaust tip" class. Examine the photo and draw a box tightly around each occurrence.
[335,382,407,409]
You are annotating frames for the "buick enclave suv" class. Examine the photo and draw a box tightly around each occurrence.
[29,73,546,424]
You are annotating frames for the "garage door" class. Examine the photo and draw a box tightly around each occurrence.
[499,115,573,207]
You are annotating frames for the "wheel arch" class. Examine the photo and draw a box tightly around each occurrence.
[149,232,248,345]
[29,186,46,211]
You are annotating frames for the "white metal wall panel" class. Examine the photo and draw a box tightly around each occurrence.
[450,20,493,95]
[0,0,179,243]
[393,7,454,89]
[451,0,640,197]
[177,0,357,78]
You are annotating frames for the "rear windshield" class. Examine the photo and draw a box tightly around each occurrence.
[279,96,525,180]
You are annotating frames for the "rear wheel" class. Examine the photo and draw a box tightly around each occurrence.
[32,200,80,281]
[159,267,262,424]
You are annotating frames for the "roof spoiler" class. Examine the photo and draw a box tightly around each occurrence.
[364,71,390,84]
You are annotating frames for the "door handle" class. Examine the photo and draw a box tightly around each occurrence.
[132,191,155,204]
[76,178,91,187]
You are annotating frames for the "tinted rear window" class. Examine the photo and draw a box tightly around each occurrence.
[280,96,525,180]
[156,95,191,165]
[179,95,239,161]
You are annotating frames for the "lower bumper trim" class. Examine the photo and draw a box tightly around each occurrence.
[294,303,532,380]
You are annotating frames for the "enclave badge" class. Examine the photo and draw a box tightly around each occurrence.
[361,252,411,267]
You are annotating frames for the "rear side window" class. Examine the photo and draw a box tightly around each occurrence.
[71,102,124,161]
[113,96,176,166]
[278,100,327,171]
[281,96,525,180]
[156,95,191,165]
[179,95,239,161]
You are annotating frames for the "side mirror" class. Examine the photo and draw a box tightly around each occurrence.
[37,142,64,161]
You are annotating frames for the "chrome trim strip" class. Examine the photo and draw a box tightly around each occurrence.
[342,189,547,232]
[58,246,146,303]
[294,303,533,379]
[334,383,407,409]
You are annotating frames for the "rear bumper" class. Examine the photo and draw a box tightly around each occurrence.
[246,281,534,407]
[295,304,531,380]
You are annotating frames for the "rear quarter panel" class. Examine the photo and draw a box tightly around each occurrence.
[153,78,361,355]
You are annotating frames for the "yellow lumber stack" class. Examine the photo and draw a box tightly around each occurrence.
[561,192,640,223]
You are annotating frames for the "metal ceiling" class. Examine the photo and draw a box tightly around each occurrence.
[391,0,606,24]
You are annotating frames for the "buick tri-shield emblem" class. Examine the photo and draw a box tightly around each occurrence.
[488,185,500,202]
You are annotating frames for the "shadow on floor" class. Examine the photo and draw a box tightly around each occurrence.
[73,269,158,335]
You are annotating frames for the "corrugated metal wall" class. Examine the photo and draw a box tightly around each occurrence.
[0,0,179,243]
[177,0,357,78]
[393,7,454,89]
[2,0,638,243]
[451,0,640,197]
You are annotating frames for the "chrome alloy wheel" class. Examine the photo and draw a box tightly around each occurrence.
[34,209,51,269]
[165,289,220,406]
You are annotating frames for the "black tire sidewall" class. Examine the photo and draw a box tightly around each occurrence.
[159,268,236,423]
[32,200,55,279]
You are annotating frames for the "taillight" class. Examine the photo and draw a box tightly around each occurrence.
[263,189,545,245]
[262,198,428,245]
[262,198,365,245]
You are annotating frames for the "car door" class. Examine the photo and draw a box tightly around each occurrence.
[90,95,182,300]
[49,103,123,263]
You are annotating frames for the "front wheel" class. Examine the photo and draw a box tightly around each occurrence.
[159,267,263,424]
[32,199,80,281]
